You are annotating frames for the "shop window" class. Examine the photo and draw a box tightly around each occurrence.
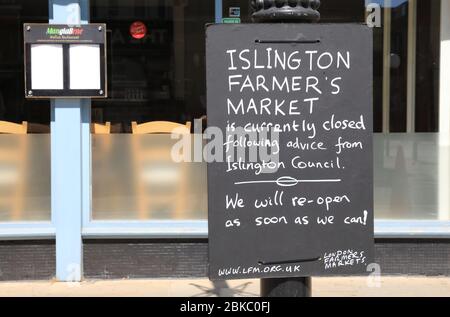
[219,0,446,221]
[0,0,51,222]
[90,0,446,222]
[90,0,211,220]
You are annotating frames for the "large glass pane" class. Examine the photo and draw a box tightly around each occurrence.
[91,0,445,223]
[91,0,211,128]
[389,0,408,132]
[92,134,206,220]
[0,135,50,222]
[415,0,440,133]
[0,0,51,222]
[90,0,213,220]
[215,0,446,222]
[374,133,444,220]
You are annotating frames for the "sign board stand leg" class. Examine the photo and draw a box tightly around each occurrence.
[260,277,311,297]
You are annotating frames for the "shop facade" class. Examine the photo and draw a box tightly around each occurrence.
[0,0,449,281]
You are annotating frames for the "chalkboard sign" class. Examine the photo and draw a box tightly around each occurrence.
[206,24,374,280]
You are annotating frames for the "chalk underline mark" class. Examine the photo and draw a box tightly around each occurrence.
[234,176,341,187]
[255,39,321,44]
[259,257,322,266]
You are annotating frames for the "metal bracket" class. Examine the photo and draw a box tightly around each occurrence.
[251,0,321,23]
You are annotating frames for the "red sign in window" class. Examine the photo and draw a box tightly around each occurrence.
[129,21,147,40]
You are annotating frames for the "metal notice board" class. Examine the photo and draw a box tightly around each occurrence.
[23,23,107,99]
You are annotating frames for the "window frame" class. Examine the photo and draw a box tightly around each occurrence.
[1,0,450,240]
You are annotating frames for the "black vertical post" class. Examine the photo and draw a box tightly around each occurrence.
[250,0,321,298]
[261,277,312,297]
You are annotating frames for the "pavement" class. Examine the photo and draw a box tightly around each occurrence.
[0,277,449,297]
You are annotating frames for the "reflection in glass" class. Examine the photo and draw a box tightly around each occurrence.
[92,133,449,222]
[90,0,447,224]
[375,134,448,220]
[90,0,213,131]
[92,134,207,220]
[0,135,50,222]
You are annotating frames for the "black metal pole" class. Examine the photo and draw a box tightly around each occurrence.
[250,0,321,298]
[261,277,311,297]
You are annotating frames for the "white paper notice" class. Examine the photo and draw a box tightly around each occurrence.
[69,44,101,90]
[31,44,64,90]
